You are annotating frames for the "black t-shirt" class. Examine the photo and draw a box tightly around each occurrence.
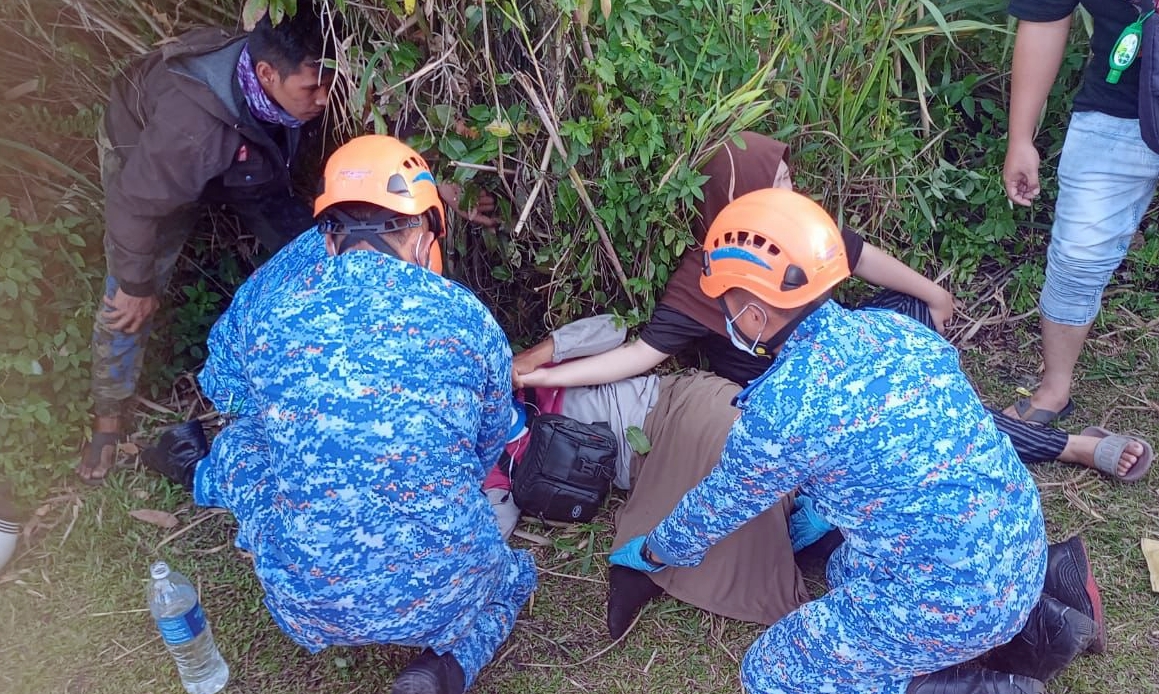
[1009,0,1141,119]
[643,305,771,383]
[640,228,866,385]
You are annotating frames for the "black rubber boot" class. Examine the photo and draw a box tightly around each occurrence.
[139,421,208,492]
[985,593,1097,682]
[906,666,1044,694]
[391,649,466,694]
[1043,535,1106,653]
[606,565,664,640]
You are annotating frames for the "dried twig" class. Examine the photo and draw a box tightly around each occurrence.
[89,608,151,617]
[515,72,636,305]
[153,508,228,551]
[134,395,177,416]
[111,635,160,663]
[63,0,151,54]
[538,568,604,584]
[521,608,646,669]
[512,141,553,239]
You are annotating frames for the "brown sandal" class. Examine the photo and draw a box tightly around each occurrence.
[77,431,120,486]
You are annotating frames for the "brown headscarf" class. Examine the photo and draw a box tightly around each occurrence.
[658,132,789,337]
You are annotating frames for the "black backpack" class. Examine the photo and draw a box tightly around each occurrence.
[509,413,617,523]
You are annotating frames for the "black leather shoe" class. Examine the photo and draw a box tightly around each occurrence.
[140,421,208,491]
[985,593,1097,682]
[906,666,1044,694]
[391,649,465,694]
[1043,535,1106,653]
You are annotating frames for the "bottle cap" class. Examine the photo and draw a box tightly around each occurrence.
[150,561,171,580]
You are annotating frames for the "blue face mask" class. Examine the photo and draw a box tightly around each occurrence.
[723,302,769,356]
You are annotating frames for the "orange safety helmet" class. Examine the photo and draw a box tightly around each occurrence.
[699,188,849,309]
[314,134,447,237]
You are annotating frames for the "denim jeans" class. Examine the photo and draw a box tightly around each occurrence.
[1041,110,1159,326]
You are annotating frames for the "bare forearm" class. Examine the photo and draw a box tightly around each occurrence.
[519,339,669,388]
[1009,18,1072,144]
[512,337,555,375]
[855,245,949,307]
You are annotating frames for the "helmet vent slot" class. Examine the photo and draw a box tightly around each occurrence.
[386,173,412,196]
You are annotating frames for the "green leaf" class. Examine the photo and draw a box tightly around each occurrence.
[625,425,651,454]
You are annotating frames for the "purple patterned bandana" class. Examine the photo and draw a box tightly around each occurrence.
[236,43,304,128]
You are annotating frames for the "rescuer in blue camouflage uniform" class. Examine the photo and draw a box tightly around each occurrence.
[610,189,1098,694]
[143,135,535,694]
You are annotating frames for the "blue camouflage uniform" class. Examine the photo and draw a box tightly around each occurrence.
[645,301,1046,694]
[194,230,537,685]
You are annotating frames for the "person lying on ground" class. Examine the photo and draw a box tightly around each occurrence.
[79,3,499,485]
[515,131,1152,484]
[610,188,1102,694]
[140,135,534,694]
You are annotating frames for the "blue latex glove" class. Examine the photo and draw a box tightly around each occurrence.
[609,535,666,573]
[790,494,836,553]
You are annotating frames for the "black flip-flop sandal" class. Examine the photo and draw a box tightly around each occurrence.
[77,431,121,486]
[1012,397,1075,426]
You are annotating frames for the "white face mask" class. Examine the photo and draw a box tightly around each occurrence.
[724,302,768,356]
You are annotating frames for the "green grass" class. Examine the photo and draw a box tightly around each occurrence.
[2,321,1159,693]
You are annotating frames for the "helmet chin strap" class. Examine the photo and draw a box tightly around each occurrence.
[722,295,829,355]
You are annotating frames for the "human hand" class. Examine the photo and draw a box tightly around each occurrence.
[928,290,955,335]
[515,367,551,389]
[437,182,500,228]
[513,338,555,383]
[789,494,836,553]
[103,288,160,334]
[609,535,666,573]
[1003,140,1041,207]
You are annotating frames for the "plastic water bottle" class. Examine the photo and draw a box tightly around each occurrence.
[147,561,229,694]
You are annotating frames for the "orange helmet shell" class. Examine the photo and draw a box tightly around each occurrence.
[314,134,447,236]
[699,188,849,309]
[428,239,444,276]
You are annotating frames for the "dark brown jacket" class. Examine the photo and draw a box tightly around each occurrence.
[104,28,311,296]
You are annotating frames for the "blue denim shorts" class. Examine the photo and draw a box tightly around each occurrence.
[1040,110,1159,325]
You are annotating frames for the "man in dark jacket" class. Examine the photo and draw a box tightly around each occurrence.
[78,4,338,483]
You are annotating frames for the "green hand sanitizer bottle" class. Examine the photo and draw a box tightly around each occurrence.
[1108,11,1154,84]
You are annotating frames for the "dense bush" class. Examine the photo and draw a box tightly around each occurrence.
[6,0,1159,500]
[0,201,103,495]
[332,0,1023,333]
